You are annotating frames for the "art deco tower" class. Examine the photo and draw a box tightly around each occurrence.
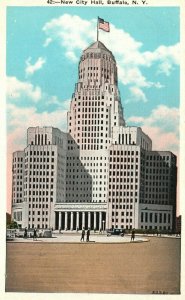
[68,41,125,150]
[67,41,125,204]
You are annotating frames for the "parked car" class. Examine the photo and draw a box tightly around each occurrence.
[107,228,125,237]
[15,228,25,238]
[42,230,52,238]
[38,229,52,238]
[6,229,16,241]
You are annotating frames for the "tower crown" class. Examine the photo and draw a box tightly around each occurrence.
[84,41,114,56]
[78,40,117,88]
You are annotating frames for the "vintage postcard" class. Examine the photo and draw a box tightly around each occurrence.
[0,0,184,299]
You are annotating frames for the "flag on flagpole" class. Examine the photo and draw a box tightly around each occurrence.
[98,18,110,32]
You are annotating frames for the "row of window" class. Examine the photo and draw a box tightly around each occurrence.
[112,204,134,209]
[109,184,138,189]
[25,171,54,177]
[112,218,132,223]
[13,187,22,191]
[29,203,51,208]
[73,101,107,108]
[28,191,53,196]
[74,95,104,101]
[81,52,113,60]
[110,157,139,163]
[13,170,22,174]
[27,157,55,163]
[26,184,54,189]
[110,150,139,156]
[110,191,138,197]
[145,186,169,191]
[80,131,108,138]
[29,218,48,222]
[25,164,55,170]
[13,157,23,162]
[141,212,171,223]
[28,224,49,229]
[76,105,108,112]
[26,151,55,156]
[66,193,92,197]
[29,198,50,203]
[29,211,48,215]
[110,164,139,170]
[79,66,112,73]
[81,145,105,150]
[141,225,171,230]
[79,73,109,79]
[13,193,22,198]
[112,211,133,216]
[27,177,54,183]
[147,155,170,161]
[109,171,138,177]
[13,175,23,180]
[145,169,169,174]
[146,162,170,167]
[13,181,23,186]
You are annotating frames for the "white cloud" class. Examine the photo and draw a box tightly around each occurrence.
[42,14,179,103]
[157,61,173,76]
[7,76,42,102]
[66,51,78,62]
[7,76,68,110]
[7,103,68,134]
[43,14,95,53]
[43,37,52,47]
[25,56,46,76]
[126,86,148,103]
[128,105,179,155]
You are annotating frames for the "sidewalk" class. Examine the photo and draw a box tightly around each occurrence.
[10,232,149,243]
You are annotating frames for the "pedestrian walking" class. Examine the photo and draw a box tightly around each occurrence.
[33,228,37,241]
[131,229,135,242]
[24,227,27,239]
[86,228,90,242]
[80,227,85,242]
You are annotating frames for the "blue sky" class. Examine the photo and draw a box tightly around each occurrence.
[6,5,180,140]
[7,7,179,148]
[6,6,180,210]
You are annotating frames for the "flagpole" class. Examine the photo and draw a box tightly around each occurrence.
[97,17,99,42]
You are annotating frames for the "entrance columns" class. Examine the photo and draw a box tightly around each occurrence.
[88,212,91,229]
[94,212,96,230]
[99,211,102,231]
[71,212,74,230]
[58,212,62,230]
[65,212,68,230]
[76,212,79,230]
[82,212,85,228]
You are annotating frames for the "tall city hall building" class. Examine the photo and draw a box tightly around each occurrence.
[12,39,177,232]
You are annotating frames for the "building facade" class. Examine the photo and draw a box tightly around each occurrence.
[11,40,177,232]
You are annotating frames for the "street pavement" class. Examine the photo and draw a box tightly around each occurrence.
[6,235,181,294]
